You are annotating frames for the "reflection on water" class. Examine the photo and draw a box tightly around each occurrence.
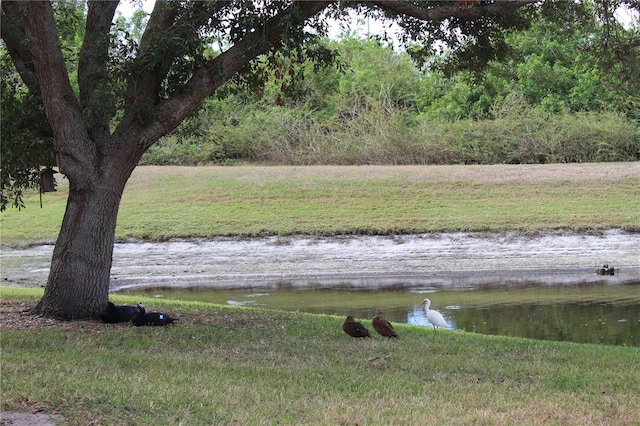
[119,281,640,346]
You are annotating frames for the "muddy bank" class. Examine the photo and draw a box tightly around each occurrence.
[1,230,638,290]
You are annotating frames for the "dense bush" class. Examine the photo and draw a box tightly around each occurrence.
[141,103,638,166]
[141,30,640,167]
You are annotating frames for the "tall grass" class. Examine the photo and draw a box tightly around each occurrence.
[1,287,639,425]
[141,103,639,166]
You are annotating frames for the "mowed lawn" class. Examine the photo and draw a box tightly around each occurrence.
[1,287,639,425]
[1,162,639,245]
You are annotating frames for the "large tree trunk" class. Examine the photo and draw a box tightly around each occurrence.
[11,1,131,319]
[33,158,136,319]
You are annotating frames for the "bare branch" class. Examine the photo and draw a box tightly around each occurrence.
[79,0,119,143]
[370,0,538,21]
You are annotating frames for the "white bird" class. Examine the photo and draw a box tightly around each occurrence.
[418,298,448,335]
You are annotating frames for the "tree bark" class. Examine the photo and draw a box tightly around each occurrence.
[370,0,538,20]
[33,166,132,319]
[13,1,138,319]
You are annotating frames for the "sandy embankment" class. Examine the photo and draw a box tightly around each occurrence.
[2,230,639,290]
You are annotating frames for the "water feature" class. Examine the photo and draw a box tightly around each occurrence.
[119,279,640,346]
[3,232,638,345]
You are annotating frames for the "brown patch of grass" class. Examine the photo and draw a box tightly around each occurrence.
[0,299,105,332]
[0,298,276,334]
[126,162,640,184]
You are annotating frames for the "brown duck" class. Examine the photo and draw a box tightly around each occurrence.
[372,312,398,338]
[342,315,372,338]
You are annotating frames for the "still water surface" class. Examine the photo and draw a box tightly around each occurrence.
[120,280,640,346]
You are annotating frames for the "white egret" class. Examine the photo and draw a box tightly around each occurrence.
[418,298,448,335]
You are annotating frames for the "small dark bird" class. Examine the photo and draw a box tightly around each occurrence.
[597,264,615,276]
[131,303,178,327]
[372,312,398,338]
[342,315,372,338]
[100,302,137,323]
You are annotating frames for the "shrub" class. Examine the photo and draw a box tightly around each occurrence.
[141,105,639,166]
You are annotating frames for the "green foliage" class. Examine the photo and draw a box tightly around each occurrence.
[0,54,56,210]
[144,96,638,166]
[143,14,640,167]
[53,0,85,84]
[487,12,639,117]
[0,1,87,211]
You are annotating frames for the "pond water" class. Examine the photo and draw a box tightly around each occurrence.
[120,279,640,347]
[3,233,638,346]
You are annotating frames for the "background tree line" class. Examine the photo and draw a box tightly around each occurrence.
[143,9,640,166]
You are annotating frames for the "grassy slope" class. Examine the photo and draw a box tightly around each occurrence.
[1,287,639,425]
[1,163,639,245]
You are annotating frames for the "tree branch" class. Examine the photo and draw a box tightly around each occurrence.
[1,2,39,93]
[122,1,231,129]
[370,0,538,21]
[79,0,119,144]
[124,0,335,148]
[119,0,178,128]
[18,1,96,180]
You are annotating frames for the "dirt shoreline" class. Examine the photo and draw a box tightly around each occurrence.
[2,230,639,290]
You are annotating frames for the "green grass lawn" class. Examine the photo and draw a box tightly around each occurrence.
[1,287,639,425]
[1,163,639,245]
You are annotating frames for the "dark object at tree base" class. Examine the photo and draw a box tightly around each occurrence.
[100,302,136,323]
[132,303,178,326]
[597,264,615,276]
[343,315,372,338]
